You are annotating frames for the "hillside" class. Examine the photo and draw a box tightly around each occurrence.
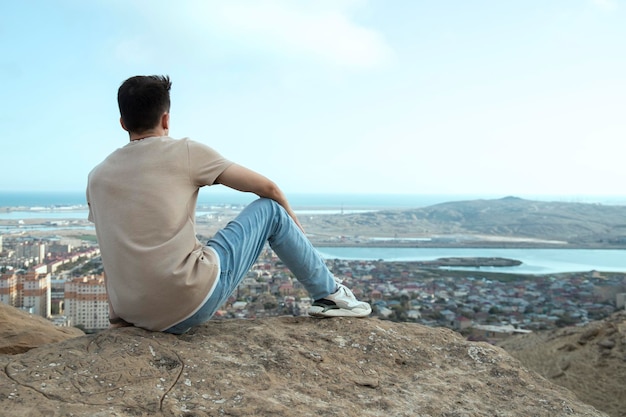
[498,310,626,417]
[0,304,608,417]
[0,302,83,355]
[302,197,626,248]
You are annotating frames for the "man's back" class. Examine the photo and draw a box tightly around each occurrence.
[87,136,232,330]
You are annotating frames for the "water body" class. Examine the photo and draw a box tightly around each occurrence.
[0,208,370,221]
[0,191,425,221]
[1,190,442,208]
[3,191,626,274]
[0,211,88,220]
[316,247,626,275]
[3,191,625,220]
[3,190,626,209]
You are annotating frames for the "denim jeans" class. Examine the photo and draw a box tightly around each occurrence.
[164,198,337,334]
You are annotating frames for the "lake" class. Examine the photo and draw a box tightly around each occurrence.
[316,247,626,275]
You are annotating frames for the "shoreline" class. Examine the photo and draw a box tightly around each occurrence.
[2,198,626,252]
[2,222,626,250]
[310,240,626,250]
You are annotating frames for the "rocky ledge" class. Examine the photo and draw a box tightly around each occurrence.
[0,311,608,417]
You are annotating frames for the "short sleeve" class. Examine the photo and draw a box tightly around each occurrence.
[186,139,234,186]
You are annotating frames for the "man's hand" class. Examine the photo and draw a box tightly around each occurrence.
[109,318,133,329]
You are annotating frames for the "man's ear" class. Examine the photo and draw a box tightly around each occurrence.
[120,117,129,132]
[162,112,170,131]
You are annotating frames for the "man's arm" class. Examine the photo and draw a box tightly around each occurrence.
[215,164,304,231]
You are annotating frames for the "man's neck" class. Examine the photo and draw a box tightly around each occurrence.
[129,128,168,141]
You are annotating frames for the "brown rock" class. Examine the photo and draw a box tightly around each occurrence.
[0,302,83,355]
[578,327,601,345]
[1,317,608,417]
[558,343,578,352]
[499,310,626,417]
[597,339,616,349]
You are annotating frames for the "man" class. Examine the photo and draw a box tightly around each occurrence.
[87,75,371,334]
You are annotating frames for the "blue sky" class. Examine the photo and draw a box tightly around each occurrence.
[1,0,624,197]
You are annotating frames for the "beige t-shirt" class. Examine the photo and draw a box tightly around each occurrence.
[87,136,233,331]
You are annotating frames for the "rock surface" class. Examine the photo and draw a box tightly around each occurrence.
[0,303,83,355]
[498,310,626,417]
[0,313,609,417]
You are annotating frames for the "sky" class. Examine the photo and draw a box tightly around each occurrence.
[1,0,625,198]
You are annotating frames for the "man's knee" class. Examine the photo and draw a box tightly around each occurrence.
[251,197,281,214]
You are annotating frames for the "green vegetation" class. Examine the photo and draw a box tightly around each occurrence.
[70,234,98,243]
[411,267,534,283]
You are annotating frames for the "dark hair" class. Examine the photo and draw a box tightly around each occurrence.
[117,75,172,133]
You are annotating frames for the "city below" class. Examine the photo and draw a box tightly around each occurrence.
[1,198,625,341]
[1,228,625,341]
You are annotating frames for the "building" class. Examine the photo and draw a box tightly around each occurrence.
[16,241,46,264]
[239,277,270,295]
[1,271,51,319]
[22,271,51,318]
[0,272,18,307]
[64,275,108,332]
[50,278,67,315]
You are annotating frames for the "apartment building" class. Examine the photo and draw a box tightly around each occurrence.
[0,272,18,307]
[0,271,51,318]
[64,275,108,332]
[22,271,51,318]
[16,241,46,263]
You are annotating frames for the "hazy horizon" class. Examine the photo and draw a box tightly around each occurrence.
[2,189,626,208]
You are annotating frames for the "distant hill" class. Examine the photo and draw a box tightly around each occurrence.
[302,197,626,248]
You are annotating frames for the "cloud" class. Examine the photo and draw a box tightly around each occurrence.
[209,1,393,69]
[590,0,618,10]
[115,0,393,71]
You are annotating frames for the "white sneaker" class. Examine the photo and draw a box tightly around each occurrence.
[308,284,372,318]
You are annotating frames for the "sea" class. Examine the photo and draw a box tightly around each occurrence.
[3,190,626,210]
[2,190,626,275]
[1,190,439,211]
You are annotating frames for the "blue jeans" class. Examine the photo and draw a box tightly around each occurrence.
[164,198,337,334]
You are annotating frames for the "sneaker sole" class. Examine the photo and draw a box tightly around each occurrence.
[308,306,372,318]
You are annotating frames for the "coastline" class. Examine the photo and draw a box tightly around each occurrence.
[3,214,626,251]
[3,190,626,209]
[309,240,626,250]
[3,222,626,274]
[3,190,626,251]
